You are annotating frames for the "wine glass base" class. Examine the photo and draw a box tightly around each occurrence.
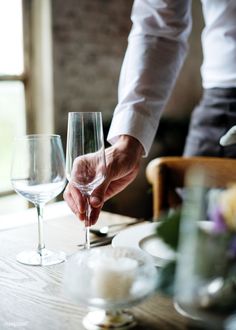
[224,314,236,330]
[16,249,66,266]
[174,300,203,322]
[174,300,224,329]
[82,310,136,330]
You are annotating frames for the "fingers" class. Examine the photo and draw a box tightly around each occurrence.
[91,164,139,206]
[63,183,86,220]
[64,183,103,225]
[90,175,111,206]
[89,206,103,226]
[89,181,108,224]
[70,184,86,214]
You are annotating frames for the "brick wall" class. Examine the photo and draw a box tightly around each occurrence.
[52,0,133,141]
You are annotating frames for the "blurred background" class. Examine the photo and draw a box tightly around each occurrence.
[0,0,204,218]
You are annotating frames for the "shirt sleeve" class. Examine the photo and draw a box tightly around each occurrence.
[107,0,192,156]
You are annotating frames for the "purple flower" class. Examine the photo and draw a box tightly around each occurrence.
[209,207,227,233]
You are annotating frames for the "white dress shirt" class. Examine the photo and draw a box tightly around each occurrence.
[107,0,236,156]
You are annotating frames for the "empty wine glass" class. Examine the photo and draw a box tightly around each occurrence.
[11,134,66,266]
[66,112,106,249]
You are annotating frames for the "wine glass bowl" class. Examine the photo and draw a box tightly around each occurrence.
[64,247,158,330]
[11,134,66,266]
[66,112,106,248]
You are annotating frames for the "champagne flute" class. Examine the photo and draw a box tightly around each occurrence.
[11,134,66,266]
[66,112,106,249]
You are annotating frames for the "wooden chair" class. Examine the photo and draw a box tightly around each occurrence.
[146,156,236,219]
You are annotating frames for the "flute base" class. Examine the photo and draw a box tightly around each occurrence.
[16,249,66,266]
[82,310,136,330]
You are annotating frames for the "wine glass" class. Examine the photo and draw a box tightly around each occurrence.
[174,219,236,329]
[66,112,106,249]
[11,134,66,266]
[173,170,236,329]
[64,247,158,330]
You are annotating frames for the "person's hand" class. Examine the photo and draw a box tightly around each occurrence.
[63,135,144,224]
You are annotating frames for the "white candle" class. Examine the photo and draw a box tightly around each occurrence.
[91,256,138,300]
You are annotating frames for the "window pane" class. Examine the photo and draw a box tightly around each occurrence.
[0,81,26,192]
[0,0,24,74]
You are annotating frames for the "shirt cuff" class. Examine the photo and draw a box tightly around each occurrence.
[107,108,158,157]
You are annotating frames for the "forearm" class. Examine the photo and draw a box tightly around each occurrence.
[108,0,192,156]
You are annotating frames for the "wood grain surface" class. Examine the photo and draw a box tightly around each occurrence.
[0,203,204,330]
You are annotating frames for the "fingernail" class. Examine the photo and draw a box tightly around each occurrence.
[90,196,102,207]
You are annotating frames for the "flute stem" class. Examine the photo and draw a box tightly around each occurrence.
[84,194,91,249]
[85,226,90,249]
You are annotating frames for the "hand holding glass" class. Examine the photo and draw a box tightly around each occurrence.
[66,112,106,249]
[11,134,66,266]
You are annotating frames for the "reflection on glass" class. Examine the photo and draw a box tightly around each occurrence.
[0,0,24,74]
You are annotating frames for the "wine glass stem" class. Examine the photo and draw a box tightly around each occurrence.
[84,194,91,249]
[36,203,45,255]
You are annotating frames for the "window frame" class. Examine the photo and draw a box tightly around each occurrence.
[0,0,28,197]
[0,0,54,202]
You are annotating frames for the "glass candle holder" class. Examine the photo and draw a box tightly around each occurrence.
[64,247,158,330]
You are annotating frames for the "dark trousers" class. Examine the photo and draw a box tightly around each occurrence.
[183,88,236,158]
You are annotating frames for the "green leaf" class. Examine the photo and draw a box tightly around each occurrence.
[156,209,181,251]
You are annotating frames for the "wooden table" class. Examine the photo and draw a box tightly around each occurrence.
[0,202,202,330]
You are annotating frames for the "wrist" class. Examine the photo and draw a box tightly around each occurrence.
[115,135,144,158]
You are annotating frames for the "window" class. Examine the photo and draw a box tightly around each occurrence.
[0,0,54,214]
[0,0,27,212]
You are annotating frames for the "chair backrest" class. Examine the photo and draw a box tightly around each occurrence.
[146,156,236,219]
